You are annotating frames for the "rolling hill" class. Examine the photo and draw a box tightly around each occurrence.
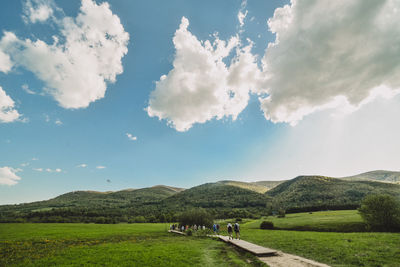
[1,170,400,223]
[218,180,285,193]
[266,175,400,212]
[340,170,400,183]
[0,186,184,223]
[158,182,272,219]
[161,182,271,208]
[218,180,271,193]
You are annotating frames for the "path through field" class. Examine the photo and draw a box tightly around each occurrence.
[169,231,330,267]
[216,235,330,267]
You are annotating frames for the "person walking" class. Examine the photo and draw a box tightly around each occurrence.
[216,224,220,234]
[227,223,233,240]
[213,223,216,234]
[234,222,240,240]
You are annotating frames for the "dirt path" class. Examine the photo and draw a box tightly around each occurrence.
[259,251,330,267]
[170,231,330,267]
[213,235,330,267]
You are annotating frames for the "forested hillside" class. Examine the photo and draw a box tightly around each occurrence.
[1,171,399,223]
[266,176,400,212]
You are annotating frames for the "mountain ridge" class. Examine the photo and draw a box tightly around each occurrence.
[1,170,399,223]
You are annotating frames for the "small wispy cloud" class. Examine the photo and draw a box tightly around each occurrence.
[126,133,137,141]
[238,0,248,29]
[238,10,248,28]
[31,157,38,161]
[34,167,62,173]
[20,162,30,167]
[22,84,36,95]
[96,166,106,169]
[76,163,87,168]
[44,114,62,125]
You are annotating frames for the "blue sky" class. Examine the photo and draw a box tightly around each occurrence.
[1,0,400,204]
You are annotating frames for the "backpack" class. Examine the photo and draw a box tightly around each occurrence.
[234,223,239,231]
[227,224,232,232]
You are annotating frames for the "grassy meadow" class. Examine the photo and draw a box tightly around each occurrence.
[0,223,262,267]
[244,210,366,232]
[1,210,399,266]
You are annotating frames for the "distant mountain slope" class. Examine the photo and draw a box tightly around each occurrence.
[218,180,285,193]
[1,185,183,214]
[162,182,271,209]
[266,175,400,212]
[340,170,400,183]
[218,180,270,193]
[251,180,286,190]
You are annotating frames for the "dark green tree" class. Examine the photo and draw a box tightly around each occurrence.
[359,194,400,231]
[178,209,213,228]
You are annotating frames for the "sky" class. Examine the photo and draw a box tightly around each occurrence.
[1,0,400,204]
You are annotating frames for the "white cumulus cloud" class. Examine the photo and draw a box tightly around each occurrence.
[96,165,106,169]
[0,86,21,123]
[147,17,262,131]
[1,0,129,109]
[0,167,22,185]
[76,163,87,168]
[259,0,400,125]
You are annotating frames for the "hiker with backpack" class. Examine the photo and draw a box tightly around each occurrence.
[227,223,233,240]
[234,222,240,240]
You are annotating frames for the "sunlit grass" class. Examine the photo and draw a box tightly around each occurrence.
[0,223,262,267]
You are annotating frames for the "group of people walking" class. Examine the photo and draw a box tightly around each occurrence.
[227,222,240,240]
[170,224,206,232]
[170,222,240,240]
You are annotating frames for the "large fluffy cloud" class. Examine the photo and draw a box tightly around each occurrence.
[259,0,400,125]
[148,1,400,131]
[147,17,262,131]
[1,0,129,109]
[0,167,21,185]
[0,86,21,123]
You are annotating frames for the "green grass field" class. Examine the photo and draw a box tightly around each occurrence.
[215,210,400,267]
[241,229,400,267]
[245,210,366,232]
[0,223,262,267]
[1,210,399,267]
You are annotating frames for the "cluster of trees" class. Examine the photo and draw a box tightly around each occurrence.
[0,206,268,224]
[359,194,400,231]
[178,209,214,228]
